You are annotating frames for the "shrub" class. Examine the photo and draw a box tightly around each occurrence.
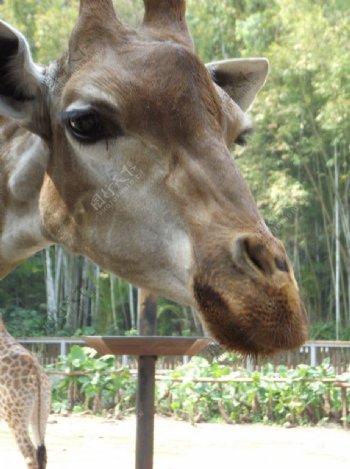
[47,347,350,426]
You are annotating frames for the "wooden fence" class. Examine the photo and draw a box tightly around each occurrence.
[18,337,350,372]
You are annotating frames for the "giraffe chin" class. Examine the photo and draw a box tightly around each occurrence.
[193,279,308,357]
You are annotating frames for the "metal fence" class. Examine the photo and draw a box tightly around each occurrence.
[18,337,350,372]
[251,341,350,373]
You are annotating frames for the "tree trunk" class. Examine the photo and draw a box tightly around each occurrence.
[110,274,117,331]
[64,254,82,332]
[92,265,100,325]
[335,143,341,339]
[79,258,92,328]
[44,248,57,324]
[129,283,136,330]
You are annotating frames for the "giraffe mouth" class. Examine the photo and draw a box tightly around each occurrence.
[193,277,308,356]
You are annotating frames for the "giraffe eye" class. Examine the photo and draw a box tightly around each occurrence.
[235,134,248,146]
[235,128,254,147]
[60,107,124,144]
[65,111,105,143]
[68,112,102,140]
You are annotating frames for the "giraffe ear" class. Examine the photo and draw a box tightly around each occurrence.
[206,58,269,112]
[8,136,49,202]
[0,20,48,134]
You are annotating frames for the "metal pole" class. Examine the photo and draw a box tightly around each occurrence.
[310,343,317,367]
[60,339,67,356]
[135,289,157,469]
[136,355,157,469]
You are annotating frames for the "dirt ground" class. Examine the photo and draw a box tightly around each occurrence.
[0,415,349,468]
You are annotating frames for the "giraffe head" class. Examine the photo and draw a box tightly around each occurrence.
[0,0,307,355]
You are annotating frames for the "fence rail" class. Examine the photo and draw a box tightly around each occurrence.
[256,341,350,373]
[18,337,350,372]
[19,337,85,358]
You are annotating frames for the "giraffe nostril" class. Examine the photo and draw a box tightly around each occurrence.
[242,237,275,274]
[275,257,289,273]
[243,239,265,272]
[233,235,290,276]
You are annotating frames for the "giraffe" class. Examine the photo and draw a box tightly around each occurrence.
[0,0,308,355]
[0,318,50,469]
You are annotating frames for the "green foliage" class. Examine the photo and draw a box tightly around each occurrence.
[73,326,97,337]
[0,307,47,337]
[157,357,346,425]
[157,298,193,336]
[48,346,135,414]
[226,0,350,322]
[310,322,350,340]
[48,347,350,426]
[186,0,239,61]
[0,254,46,314]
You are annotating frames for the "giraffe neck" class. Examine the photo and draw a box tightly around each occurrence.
[0,319,16,351]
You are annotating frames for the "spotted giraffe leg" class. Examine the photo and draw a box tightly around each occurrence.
[7,420,38,469]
